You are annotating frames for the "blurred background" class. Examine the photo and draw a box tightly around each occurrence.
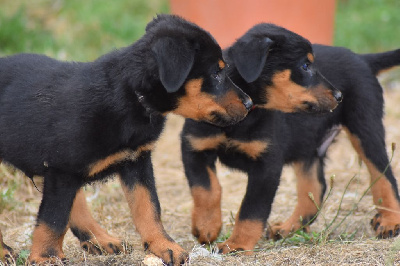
[0,0,399,60]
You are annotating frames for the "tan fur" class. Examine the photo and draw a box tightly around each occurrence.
[88,142,155,177]
[0,231,12,260]
[191,167,222,243]
[172,78,226,120]
[173,78,248,122]
[263,70,337,112]
[218,219,264,254]
[120,183,188,263]
[218,60,225,69]
[29,223,66,263]
[186,134,268,159]
[269,160,322,238]
[345,129,400,234]
[307,53,315,63]
[69,189,123,254]
[263,70,318,112]
[186,134,226,151]
[226,139,269,160]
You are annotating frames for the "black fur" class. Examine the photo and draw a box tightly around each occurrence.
[181,23,400,251]
[0,14,252,264]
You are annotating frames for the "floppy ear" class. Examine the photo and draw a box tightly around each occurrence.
[151,37,195,93]
[229,37,273,83]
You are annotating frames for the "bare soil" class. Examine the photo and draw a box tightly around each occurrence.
[1,79,400,265]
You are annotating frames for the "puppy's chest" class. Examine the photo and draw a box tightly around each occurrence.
[86,142,156,177]
[86,115,165,178]
[186,132,269,160]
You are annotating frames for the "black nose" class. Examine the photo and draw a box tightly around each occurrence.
[333,90,343,102]
[242,97,254,111]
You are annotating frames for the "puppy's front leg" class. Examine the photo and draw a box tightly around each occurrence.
[181,132,222,245]
[218,160,282,254]
[119,153,188,265]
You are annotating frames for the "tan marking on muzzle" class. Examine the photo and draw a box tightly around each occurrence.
[172,78,227,120]
[263,70,317,112]
[263,70,337,112]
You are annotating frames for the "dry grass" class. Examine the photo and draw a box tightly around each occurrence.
[1,78,400,265]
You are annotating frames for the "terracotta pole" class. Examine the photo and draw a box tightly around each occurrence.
[170,0,336,48]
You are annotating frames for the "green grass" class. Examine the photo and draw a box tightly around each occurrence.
[334,0,400,53]
[0,0,169,60]
[0,0,399,60]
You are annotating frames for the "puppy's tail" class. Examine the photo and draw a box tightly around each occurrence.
[361,48,400,75]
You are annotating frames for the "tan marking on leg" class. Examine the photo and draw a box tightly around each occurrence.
[29,223,66,264]
[269,161,322,239]
[191,167,222,243]
[186,134,226,151]
[69,189,123,254]
[121,183,188,264]
[218,60,226,69]
[307,53,315,63]
[0,230,14,261]
[263,70,337,112]
[226,139,269,160]
[345,129,400,237]
[0,159,15,261]
[88,142,155,177]
[217,219,264,254]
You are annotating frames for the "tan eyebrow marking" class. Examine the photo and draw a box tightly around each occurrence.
[218,60,225,69]
[307,53,314,63]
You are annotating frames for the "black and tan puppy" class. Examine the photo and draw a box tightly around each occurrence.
[181,23,400,253]
[0,14,253,264]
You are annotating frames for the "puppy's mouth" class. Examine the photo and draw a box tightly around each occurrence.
[206,112,246,127]
[301,101,338,114]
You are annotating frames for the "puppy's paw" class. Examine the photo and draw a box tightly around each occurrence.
[371,212,400,238]
[267,221,310,240]
[144,240,188,265]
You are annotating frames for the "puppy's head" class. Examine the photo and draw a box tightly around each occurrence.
[145,14,252,127]
[225,23,342,114]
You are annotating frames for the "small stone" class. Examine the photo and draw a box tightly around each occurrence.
[142,254,163,266]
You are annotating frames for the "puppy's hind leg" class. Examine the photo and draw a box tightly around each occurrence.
[181,135,222,245]
[345,127,400,238]
[0,230,15,262]
[268,159,326,240]
[28,171,82,264]
[0,159,15,262]
[69,189,124,255]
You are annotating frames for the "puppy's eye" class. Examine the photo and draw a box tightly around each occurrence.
[302,63,310,71]
[212,72,221,81]
[212,68,223,81]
